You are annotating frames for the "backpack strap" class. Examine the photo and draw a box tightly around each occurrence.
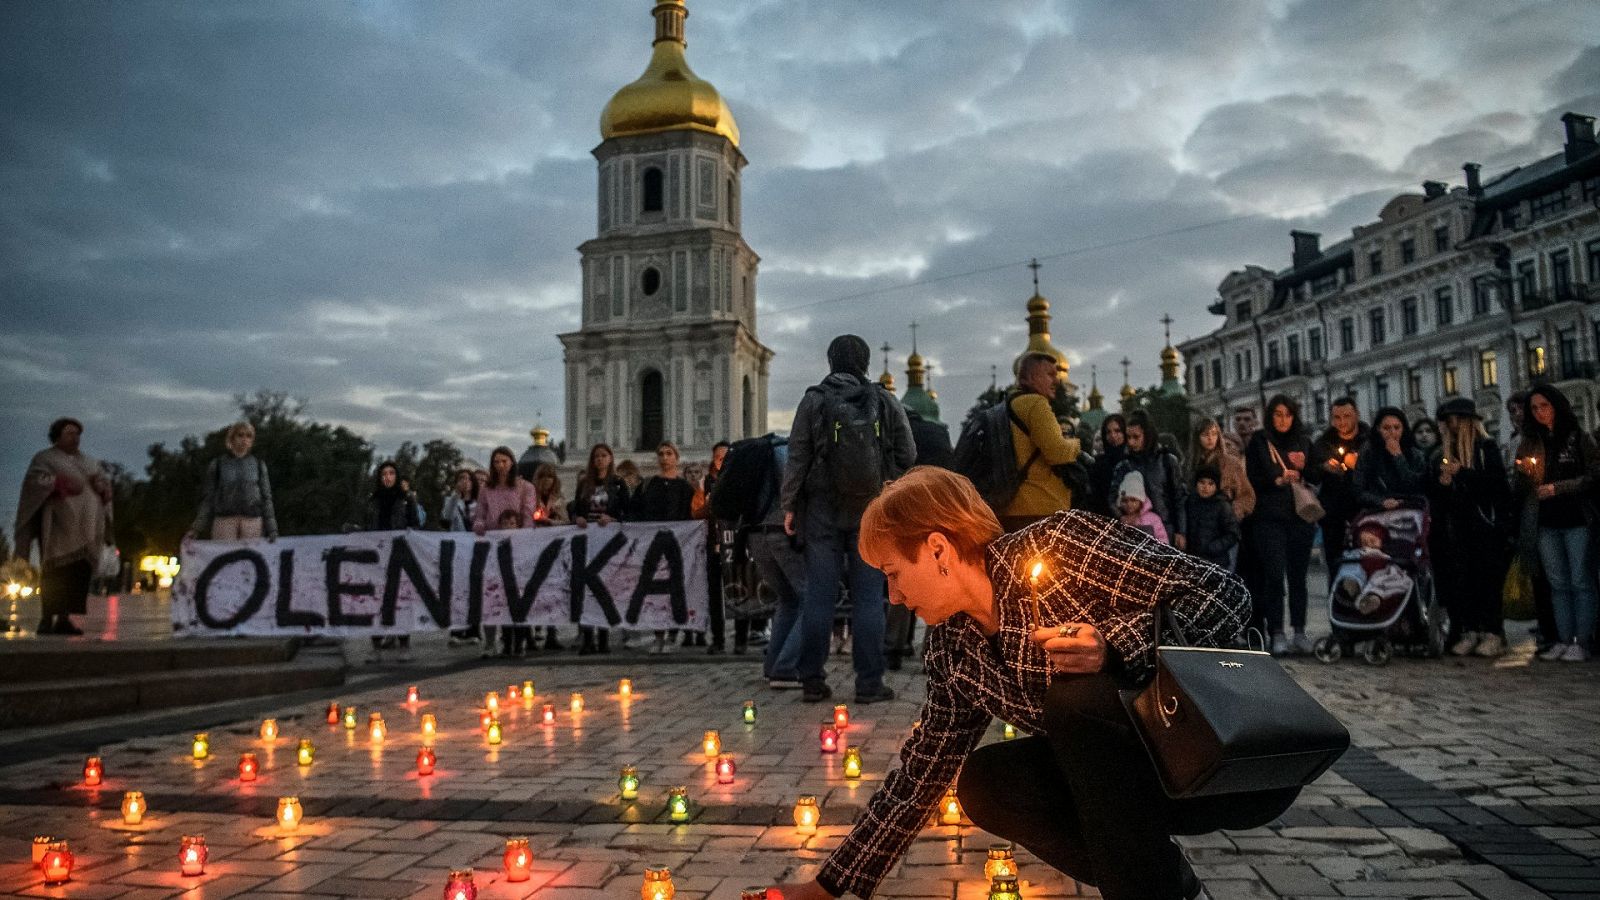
[1006,397,1044,476]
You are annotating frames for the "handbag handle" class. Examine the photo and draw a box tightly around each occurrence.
[1149,601,1193,649]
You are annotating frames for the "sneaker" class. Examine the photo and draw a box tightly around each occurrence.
[1560,641,1590,662]
[801,680,833,703]
[1537,643,1566,661]
[1472,634,1504,658]
[856,685,896,705]
[1291,632,1315,655]
[706,642,726,656]
[1270,633,1290,656]
[1450,632,1480,656]
[747,628,770,647]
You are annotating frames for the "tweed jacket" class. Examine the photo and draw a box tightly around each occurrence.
[817,510,1250,899]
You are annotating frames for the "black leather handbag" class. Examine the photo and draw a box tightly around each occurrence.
[1122,607,1351,799]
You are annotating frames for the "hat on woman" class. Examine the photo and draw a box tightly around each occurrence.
[1435,397,1481,420]
[1117,471,1149,503]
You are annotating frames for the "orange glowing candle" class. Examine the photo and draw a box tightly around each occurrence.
[325,701,340,725]
[31,835,54,866]
[542,703,555,725]
[570,692,584,715]
[641,865,675,899]
[984,842,1018,879]
[406,685,419,704]
[178,834,207,876]
[793,795,820,834]
[260,718,279,741]
[1029,559,1044,623]
[715,755,735,784]
[238,752,259,781]
[507,683,520,702]
[485,691,499,714]
[416,746,436,776]
[833,704,849,731]
[939,788,963,825]
[121,790,146,824]
[40,841,72,885]
[702,729,721,759]
[619,678,633,698]
[421,713,437,739]
[83,756,103,786]
[276,796,302,831]
[503,836,532,882]
[368,713,386,742]
[521,679,535,705]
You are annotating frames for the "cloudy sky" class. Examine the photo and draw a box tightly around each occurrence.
[3,0,1598,531]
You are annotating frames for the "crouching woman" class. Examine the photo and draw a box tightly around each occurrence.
[772,466,1300,900]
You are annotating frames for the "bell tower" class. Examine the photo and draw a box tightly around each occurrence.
[560,0,773,456]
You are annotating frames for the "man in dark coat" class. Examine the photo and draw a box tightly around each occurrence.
[1307,397,1368,585]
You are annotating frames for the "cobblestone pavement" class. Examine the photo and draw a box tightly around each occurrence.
[0,630,1596,899]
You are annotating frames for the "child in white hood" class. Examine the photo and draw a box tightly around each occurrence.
[1117,471,1170,544]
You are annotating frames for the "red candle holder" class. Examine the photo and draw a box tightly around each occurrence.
[502,837,532,882]
[179,834,208,876]
[478,709,493,731]
[819,721,840,753]
[326,702,340,725]
[507,683,520,702]
[833,704,849,731]
[541,703,555,725]
[406,685,420,704]
[83,756,103,786]
[716,755,736,784]
[40,841,73,885]
[444,867,477,900]
[238,752,259,782]
[416,747,436,776]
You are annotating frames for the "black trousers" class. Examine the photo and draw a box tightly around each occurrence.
[1319,518,1349,589]
[1253,516,1316,633]
[41,560,92,618]
[957,674,1299,900]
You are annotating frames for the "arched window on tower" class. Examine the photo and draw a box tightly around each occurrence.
[642,167,664,213]
[726,177,735,225]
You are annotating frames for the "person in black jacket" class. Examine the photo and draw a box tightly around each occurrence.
[1086,414,1127,518]
[1429,398,1512,657]
[886,408,954,668]
[364,460,419,664]
[1353,407,1427,510]
[1107,411,1184,544]
[569,442,630,654]
[632,441,698,654]
[1307,398,1368,586]
[1245,394,1315,656]
[1183,465,1239,569]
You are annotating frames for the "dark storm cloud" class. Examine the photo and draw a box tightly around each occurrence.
[3,0,1598,530]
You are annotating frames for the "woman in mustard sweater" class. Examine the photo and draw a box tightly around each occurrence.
[1002,352,1082,530]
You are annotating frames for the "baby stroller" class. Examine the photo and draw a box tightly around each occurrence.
[1312,500,1446,665]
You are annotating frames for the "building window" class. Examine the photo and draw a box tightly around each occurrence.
[1312,391,1327,425]
[1588,239,1600,283]
[1308,327,1324,361]
[1434,225,1451,254]
[1401,296,1419,336]
[1559,327,1580,379]
[1194,366,1205,393]
[1368,249,1384,276]
[640,267,661,296]
[1530,189,1568,220]
[1234,300,1252,321]
[1210,358,1222,390]
[1400,239,1416,265]
[1234,352,1244,382]
[1479,350,1498,388]
[1526,338,1546,378]
[1344,382,1358,403]
[1287,334,1302,372]
[1406,369,1422,404]
[1516,260,1537,303]
[1244,350,1253,379]
[1267,341,1281,372]
[1374,376,1390,408]
[1369,308,1386,346]
[1434,286,1453,326]
[1442,363,1458,396]
[1552,250,1573,298]
[1339,317,1356,354]
[1472,277,1495,316]
[641,167,665,213]
[1501,206,1520,230]
[1584,176,1600,204]
[1311,272,1339,295]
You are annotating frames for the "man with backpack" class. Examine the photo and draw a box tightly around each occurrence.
[952,352,1082,531]
[781,334,917,703]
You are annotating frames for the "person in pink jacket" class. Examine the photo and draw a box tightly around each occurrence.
[1116,471,1169,544]
[471,446,539,658]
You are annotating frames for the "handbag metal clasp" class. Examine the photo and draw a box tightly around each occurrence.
[1220,661,1243,669]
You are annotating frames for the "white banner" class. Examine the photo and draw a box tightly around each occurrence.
[171,523,708,636]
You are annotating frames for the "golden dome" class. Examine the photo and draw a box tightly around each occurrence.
[878,370,896,392]
[600,0,740,147]
[1161,344,1179,364]
[1026,292,1050,315]
[530,425,551,447]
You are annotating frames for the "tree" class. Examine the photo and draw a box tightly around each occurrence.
[0,527,11,563]
[136,392,373,553]
[1121,387,1199,465]
[391,439,464,529]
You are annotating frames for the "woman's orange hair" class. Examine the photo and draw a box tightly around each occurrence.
[859,466,1004,569]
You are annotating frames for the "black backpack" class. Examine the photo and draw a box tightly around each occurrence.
[953,398,1039,515]
[711,434,783,523]
[813,379,888,520]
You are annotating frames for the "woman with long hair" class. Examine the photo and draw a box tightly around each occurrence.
[1244,394,1316,655]
[1085,414,1128,518]
[571,443,629,654]
[1513,384,1599,662]
[767,467,1295,900]
[472,446,538,658]
[631,442,697,654]
[1185,417,1255,524]
[1353,407,1427,510]
[1431,399,1511,657]
[364,460,420,663]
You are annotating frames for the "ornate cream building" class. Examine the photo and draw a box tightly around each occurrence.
[1180,113,1600,445]
[560,0,773,457]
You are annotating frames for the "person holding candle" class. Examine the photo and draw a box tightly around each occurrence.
[1513,385,1599,662]
[769,466,1293,900]
[13,417,113,635]
[1429,398,1511,657]
[1244,395,1317,655]
[1308,397,1368,585]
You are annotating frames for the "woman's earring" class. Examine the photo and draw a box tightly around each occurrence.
[938,564,950,577]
